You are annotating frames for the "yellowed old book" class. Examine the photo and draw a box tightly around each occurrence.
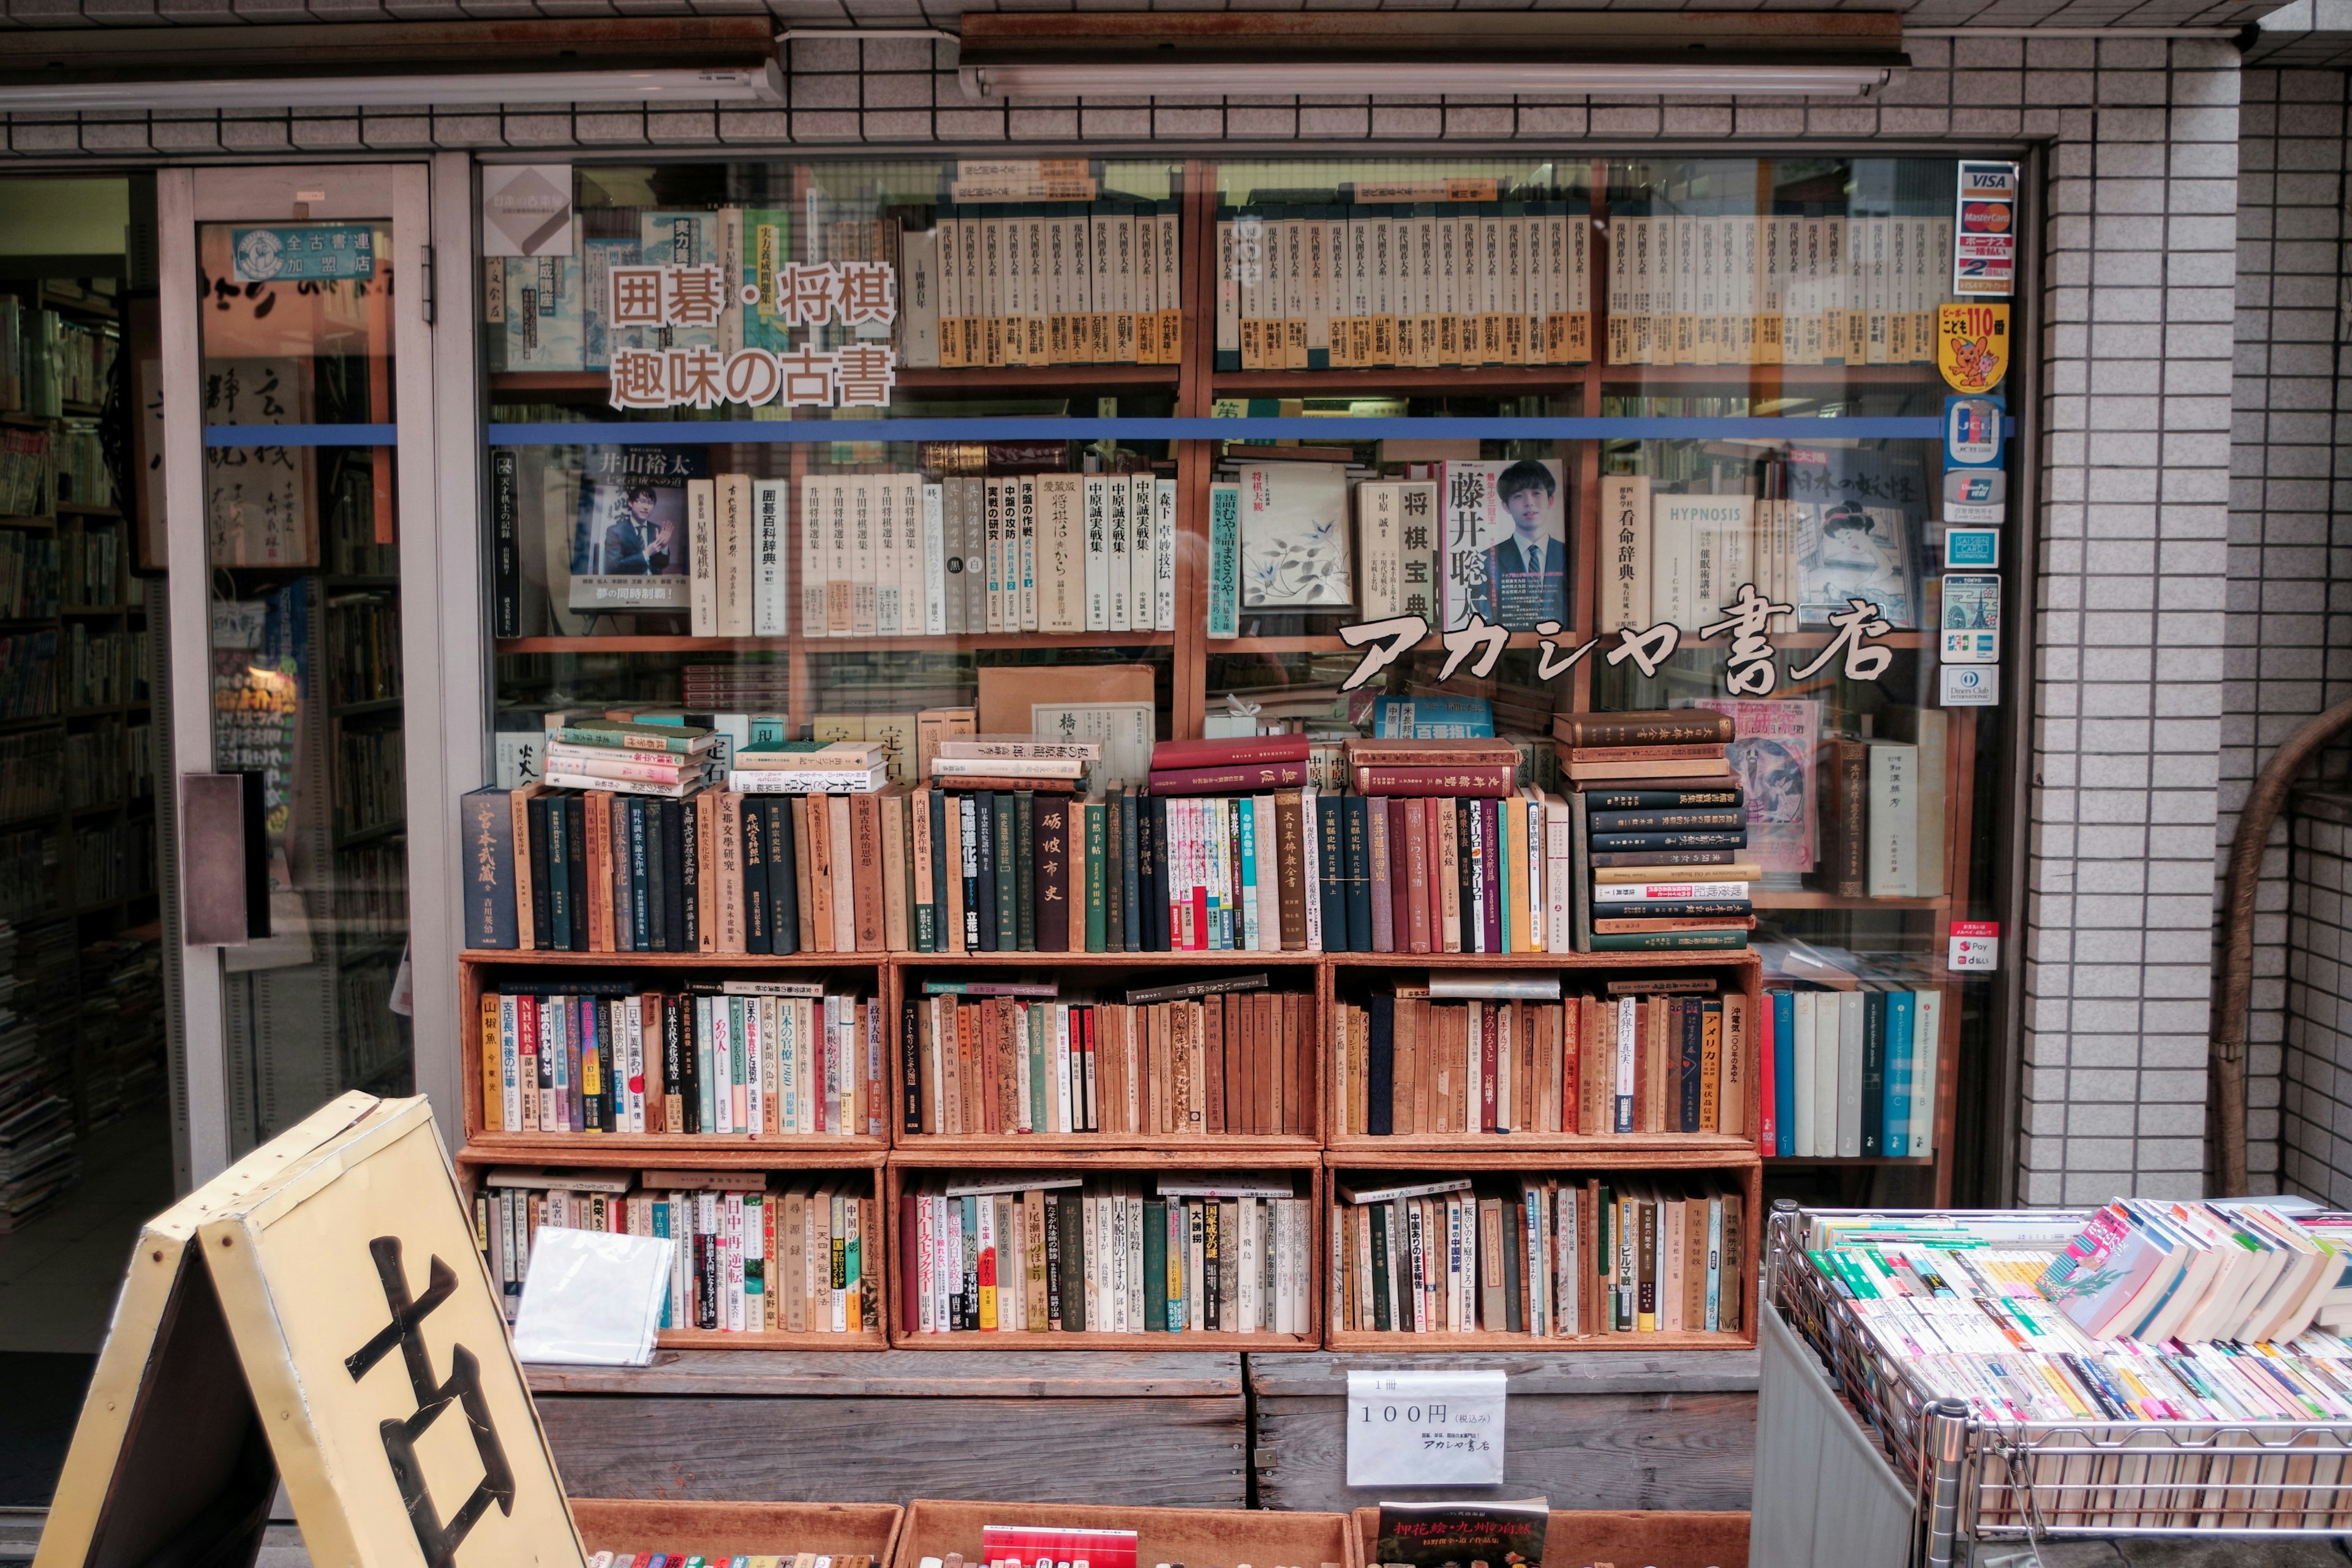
[36,1093,586,1568]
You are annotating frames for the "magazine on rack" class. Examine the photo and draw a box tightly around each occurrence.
[565,446,703,617]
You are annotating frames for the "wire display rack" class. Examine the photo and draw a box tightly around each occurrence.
[1765,1200,2352,1563]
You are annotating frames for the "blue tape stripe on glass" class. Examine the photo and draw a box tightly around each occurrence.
[483,416,1955,445]
[205,424,398,447]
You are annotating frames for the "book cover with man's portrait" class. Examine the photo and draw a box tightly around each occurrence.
[568,445,704,614]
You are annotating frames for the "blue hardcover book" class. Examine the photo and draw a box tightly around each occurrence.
[546,796,573,951]
[1367,993,1395,1135]
[1372,693,1494,738]
[1236,796,1260,948]
[1860,989,1887,1158]
[763,799,796,955]
[1146,794,1172,951]
[1341,795,1373,953]
[1588,831,1751,851]
[1885,990,1917,1157]
[460,788,519,949]
[974,791,1000,951]
[1316,791,1346,951]
[1129,799,1147,959]
[650,1199,672,1327]
[1773,990,1796,1157]
[924,788,949,952]
[628,797,654,950]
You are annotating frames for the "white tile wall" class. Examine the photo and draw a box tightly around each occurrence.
[0,34,2268,1204]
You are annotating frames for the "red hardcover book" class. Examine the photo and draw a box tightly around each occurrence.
[1387,798,1412,956]
[1153,735,1311,767]
[1559,742,1728,764]
[1354,763,1517,797]
[1148,761,1310,794]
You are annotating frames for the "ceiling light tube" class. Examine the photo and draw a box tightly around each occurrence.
[962,61,1894,99]
[0,65,782,114]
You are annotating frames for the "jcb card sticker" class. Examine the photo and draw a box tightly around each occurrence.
[1942,663,2000,707]
[1939,306,2010,394]
[1953,160,2017,296]
[1941,574,2000,663]
[1944,393,2004,467]
[1950,921,2000,972]
[1943,467,2007,524]
[1348,1368,1506,1487]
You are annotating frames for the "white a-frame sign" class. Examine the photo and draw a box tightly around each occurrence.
[35,1093,586,1568]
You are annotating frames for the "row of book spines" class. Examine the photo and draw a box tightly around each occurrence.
[1322,790,1562,956]
[1331,1180,1745,1337]
[475,990,884,1139]
[1335,992,1749,1140]
[907,992,1310,1139]
[583,1551,869,1568]
[899,1187,1315,1335]
[477,1182,877,1335]
[1757,984,1940,1161]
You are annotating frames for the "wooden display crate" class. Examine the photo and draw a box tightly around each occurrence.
[455,1158,891,1350]
[885,1147,1323,1349]
[1352,1507,1747,1568]
[891,954,1325,1155]
[536,1352,1248,1507]
[1322,953,1763,1159]
[1253,1353,1757,1514]
[572,1499,903,1563]
[1323,1152,1762,1352]
[459,952,893,1161]
[889,1499,1357,1568]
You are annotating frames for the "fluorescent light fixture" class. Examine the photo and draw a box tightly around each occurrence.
[957,11,1907,100]
[1,65,782,113]
[0,18,781,111]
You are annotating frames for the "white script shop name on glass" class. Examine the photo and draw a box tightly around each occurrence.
[1336,586,1898,693]
[605,260,898,411]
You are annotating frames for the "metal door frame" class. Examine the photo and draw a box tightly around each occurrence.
[157,161,482,1183]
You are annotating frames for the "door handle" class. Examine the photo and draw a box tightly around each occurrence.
[179,771,271,945]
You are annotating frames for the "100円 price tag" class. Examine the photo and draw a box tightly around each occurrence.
[1346,1369,1506,1487]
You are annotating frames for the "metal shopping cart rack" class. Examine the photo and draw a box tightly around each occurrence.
[1754,1200,2352,1568]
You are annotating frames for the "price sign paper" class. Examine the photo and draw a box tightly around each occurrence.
[1347,1369,1506,1487]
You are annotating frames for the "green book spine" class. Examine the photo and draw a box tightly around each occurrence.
[1057,1191,1087,1330]
[1143,1198,1169,1332]
[995,794,1020,949]
[1028,1004,1050,1133]
[1014,790,1037,952]
[1369,1202,1393,1332]
[1085,801,1109,953]
[1207,484,1240,637]
[1588,930,1749,951]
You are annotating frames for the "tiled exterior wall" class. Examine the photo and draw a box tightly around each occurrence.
[0,34,2258,1202]
[2282,790,2352,1202]
[2226,67,2352,1193]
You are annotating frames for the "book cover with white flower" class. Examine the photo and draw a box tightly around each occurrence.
[1237,462,1352,609]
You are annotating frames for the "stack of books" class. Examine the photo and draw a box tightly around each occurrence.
[1332,1172,1745,1338]
[475,980,886,1139]
[900,1170,1314,1336]
[929,733,1099,794]
[478,1167,878,1335]
[905,974,1308,1137]
[1333,976,1749,1139]
[538,718,722,799]
[1561,709,1754,953]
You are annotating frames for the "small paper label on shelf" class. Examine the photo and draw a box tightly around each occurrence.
[1950,921,2000,973]
[1346,1369,1506,1487]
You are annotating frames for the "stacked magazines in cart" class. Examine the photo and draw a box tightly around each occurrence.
[1784,1204,2352,1533]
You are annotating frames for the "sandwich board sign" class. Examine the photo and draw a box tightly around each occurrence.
[34,1092,585,1568]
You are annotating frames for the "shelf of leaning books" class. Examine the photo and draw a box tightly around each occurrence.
[885,1148,1325,1349]
[1323,1156,1761,1352]
[457,957,895,1161]
[460,1160,891,1349]
[1324,957,1761,1156]
[891,960,1324,1152]
[494,632,1177,655]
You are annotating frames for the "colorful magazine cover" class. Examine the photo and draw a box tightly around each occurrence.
[1374,1499,1550,1568]
[1692,696,1819,875]
[1442,458,1568,632]
[567,445,704,616]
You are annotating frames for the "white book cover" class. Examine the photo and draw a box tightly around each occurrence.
[1034,473,1084,633]
[1790,993,1818,1155]
[1357,480,1405,618]
[800,476,827,636]
[1600,473,1651,631]
[899,474,925,637]
[1649,491,1744,631]
[851,475,880,636]
[1867,740,1920,897]
[753,478,788,636]
[922,481,947,635]
[1216,217,1238,355]
[1104,472,1131,631]
[1238,461,1351,610]
[1082,474,1110,631]
[717,473,752,636]
[981,477,1004,635]
[1836,990,1864,1159]
[1153,478,1178,631]
[1128,474,1155,630]
[1018,474,1038,631]
[826,475,853,635]
[899,227,940,368]
[1689,494,1755,627]
[936,216,962,341]
[873,472,902,635]
[1134,209,1159,319]
[687,477,717,636]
